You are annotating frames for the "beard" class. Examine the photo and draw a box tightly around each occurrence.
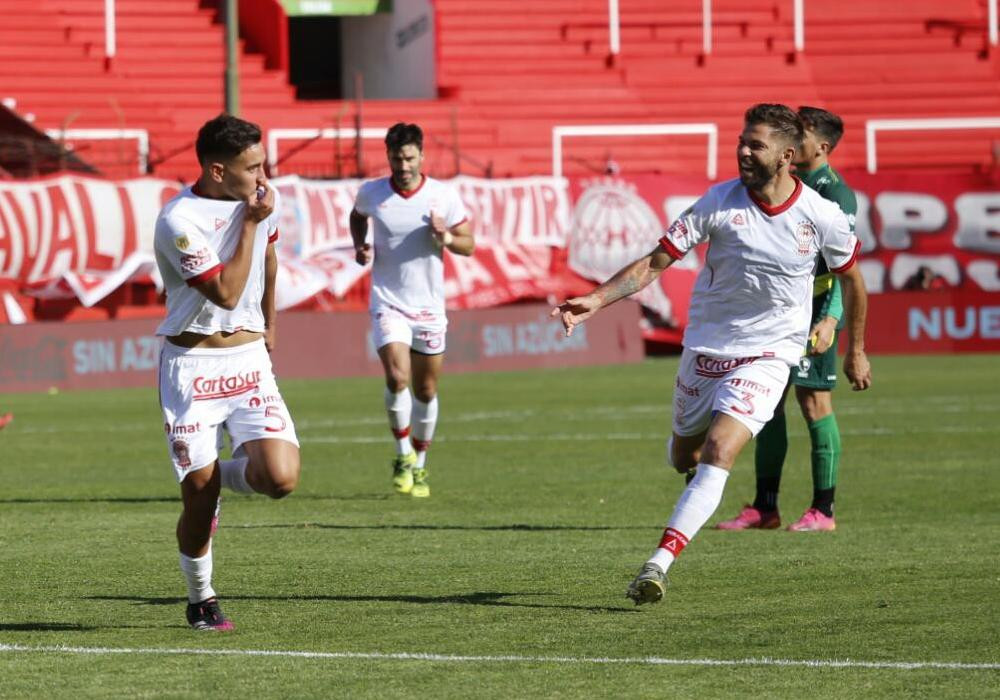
[738,155,781,189]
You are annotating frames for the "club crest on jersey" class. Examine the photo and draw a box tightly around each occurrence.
[795,221,817,254]
[174,235,190,251]
[666,218,688,240]
[172,439,192,469]
[215,218,228,231]
[730,212,746,226]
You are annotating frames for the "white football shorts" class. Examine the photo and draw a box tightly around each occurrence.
[159,338,299,482]
[371,304,447,355]
[672,348,791,438]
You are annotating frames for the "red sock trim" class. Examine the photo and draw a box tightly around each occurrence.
[657,527,690,556]
[411,437,431,452]
[392,426,411,439]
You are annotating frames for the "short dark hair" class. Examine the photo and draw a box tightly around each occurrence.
[385,122,423,152]
[798,106,845,151]
[744,103,803,149]
[195,114,262,164]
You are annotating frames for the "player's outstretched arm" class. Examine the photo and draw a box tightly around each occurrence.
[194,185,274,310]
[836,264,872,391]
[551,246,673,336]
[350,208,373,265]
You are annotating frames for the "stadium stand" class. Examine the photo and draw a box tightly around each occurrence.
[0,0,998,178]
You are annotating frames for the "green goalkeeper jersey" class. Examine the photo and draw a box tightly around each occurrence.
[797,163,857,322]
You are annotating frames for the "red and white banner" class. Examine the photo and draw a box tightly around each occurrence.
[2,170,999,355]
[0,174,581,315]
[567,171,1000,346]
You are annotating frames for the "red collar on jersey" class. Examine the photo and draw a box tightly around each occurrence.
[390,174,426,199]
[748,176,802,216]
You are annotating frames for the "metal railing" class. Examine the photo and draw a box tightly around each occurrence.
[552,123,718,179]
[44,128,149,175]
[604,0,999,56]
[865,117,1000,173]
[266,127,388,177]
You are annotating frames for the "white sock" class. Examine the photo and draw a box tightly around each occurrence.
[179,547,216,603]
[385,387,413,454]
[412,396,438,469]
[220,456,254,494]
[648,463,730,571]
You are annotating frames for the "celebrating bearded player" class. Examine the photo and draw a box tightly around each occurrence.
[350,123,474,498]
[552,104,871,605]
[717,106,859,533]
[154,114,300,630]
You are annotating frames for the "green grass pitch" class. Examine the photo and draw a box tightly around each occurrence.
[0,354,997,698]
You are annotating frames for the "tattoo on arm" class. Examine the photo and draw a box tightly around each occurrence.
[596,257,655,306]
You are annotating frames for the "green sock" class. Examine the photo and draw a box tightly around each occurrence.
[808,413,841,516]
[753,412,787,512]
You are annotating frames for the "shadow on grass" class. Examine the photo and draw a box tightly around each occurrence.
[0,494,391,505]
[234,523,635,532]
[86,592,637,614]
[0,623,100,632]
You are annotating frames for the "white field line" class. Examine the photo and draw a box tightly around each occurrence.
[300,424,995,444]
[10,398,994,436]
[0,644,996,671]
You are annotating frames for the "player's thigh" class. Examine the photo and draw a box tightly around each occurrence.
[239,437,300,494]
[377,342,413,389]
[179,460,220,510]
[410,350,444,401]
[699,413,754,469]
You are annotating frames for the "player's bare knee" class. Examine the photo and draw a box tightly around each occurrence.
[699,436,738,469]
[264,462,300,499]
[413,385,436,403]
[385,374,409,393]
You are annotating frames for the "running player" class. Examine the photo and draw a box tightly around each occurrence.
[155,114,300,630]
[552,104,871,605]
[350,123,474,498]
[717,106,857,533]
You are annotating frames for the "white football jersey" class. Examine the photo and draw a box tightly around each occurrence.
[659,178,859,365]
[354,175,468,315]
[154,186,280,337]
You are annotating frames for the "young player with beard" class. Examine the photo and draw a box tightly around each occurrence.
[552,104,871,605]
[717,106,857,533]
[155,114,300,630]
[350,123,474,498]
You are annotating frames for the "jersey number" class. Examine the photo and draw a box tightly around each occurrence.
[730,391,756,416]
[264,405,286,433]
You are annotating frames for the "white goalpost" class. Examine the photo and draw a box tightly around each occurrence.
[266,127,388,175]
[551,123,719,179]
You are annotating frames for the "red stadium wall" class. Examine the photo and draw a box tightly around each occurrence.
[0,302,643,394]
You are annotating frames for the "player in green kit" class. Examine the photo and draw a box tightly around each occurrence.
[716,107,856,532]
